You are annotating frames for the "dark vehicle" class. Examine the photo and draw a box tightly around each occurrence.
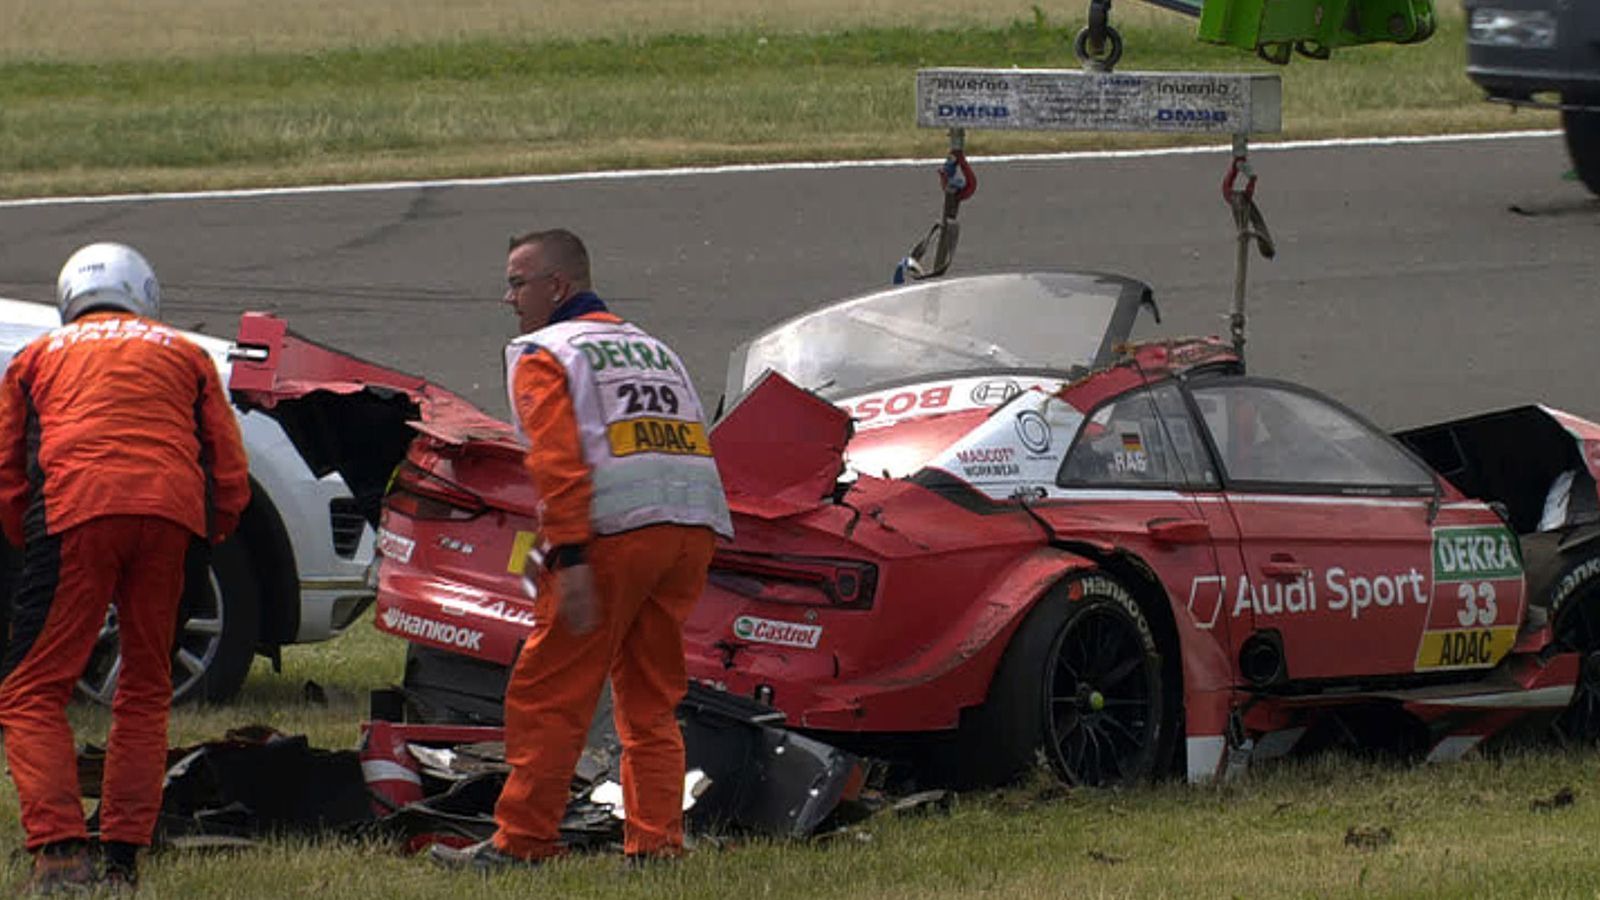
[1464,0,1600,194]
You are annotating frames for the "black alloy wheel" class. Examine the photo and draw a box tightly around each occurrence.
[1040,592,1165,786]
[1553,574,1600,743]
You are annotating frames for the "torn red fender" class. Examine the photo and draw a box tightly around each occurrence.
[228,311,489,429]
[710,370,853,519]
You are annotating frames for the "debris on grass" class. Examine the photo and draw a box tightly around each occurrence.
[1343,825,1393,852]
[1529,786,1575,812]
[1087,848,1125,865]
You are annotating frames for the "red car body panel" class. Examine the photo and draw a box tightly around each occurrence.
[228,272,1600,783]
[712,370,855,519]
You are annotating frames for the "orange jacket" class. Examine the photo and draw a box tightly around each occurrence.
[0,312,250,545]
[508,311,625,548]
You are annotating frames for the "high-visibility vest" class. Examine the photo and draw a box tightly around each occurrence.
[505,319,733,539]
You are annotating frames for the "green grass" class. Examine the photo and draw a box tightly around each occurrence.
[0,10,1556,199]
[5,610,1600,896]
[8,687,1600,897]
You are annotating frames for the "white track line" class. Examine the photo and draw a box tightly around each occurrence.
[0,129,1561,210]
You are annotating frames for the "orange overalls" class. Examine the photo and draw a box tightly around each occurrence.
[493,309,723,859]
[0,311,249,850]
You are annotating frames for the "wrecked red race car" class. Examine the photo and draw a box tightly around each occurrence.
[230,270,1600,787]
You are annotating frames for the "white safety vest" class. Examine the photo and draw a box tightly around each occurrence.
[505,318,733,539]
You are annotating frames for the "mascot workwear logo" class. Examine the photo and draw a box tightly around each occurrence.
[380,607,484,651]
[732,615,823,649]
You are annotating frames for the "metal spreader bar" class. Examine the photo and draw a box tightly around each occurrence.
[904,66,1282,363]
[916,68,1281,136]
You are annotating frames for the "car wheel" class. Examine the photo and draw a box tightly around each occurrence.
[959,573,1172,787]
[76,538,260,706]
[1561,101,1600,197]
[1548,552,1600,742]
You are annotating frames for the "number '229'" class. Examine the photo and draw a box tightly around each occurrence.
[618,383,679,415]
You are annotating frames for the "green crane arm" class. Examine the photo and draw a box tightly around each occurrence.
[1126,0,1436,62]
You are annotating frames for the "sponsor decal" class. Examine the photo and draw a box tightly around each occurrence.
[1432,526,1522,582]
[606,417,710,457]
[1156,108,1228,124]
[956,447,1015,464]
[1414,526,1522,671]
[440,596,538,628]
[1230,566,1428,620]
[936,103,1011,120]
[955,447,1024,479]
[571,337,678,374]
[435,536,474,555]
[964,462,1021,478]
[1187,575,1227,630]
[1552,557,1600,612]
[970,379,1021,405]
[376,528,415,565]
[1015,410,1051,453]
[846,386,952,424]
[1415,626,1517,670]
[732,615,823,649]
[506,530,541,575]
[379,607,484,651]
[932,76,1011,91]
[1157,82,1233,96]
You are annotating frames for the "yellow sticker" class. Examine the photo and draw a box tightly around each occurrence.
[1414,627,1517,671]
[606,417,711,457]
[507,530,540,574]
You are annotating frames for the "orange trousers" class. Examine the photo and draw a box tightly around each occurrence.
[0,515,190,849]
[493,523,715,859]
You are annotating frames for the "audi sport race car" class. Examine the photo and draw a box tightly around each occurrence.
[0,298,382,705]
[229,272,1600,787]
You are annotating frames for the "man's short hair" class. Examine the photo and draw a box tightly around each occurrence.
[509,229,591,284]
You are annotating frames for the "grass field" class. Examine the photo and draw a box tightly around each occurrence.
[4,0,1174,60]
[0,1,1555,199]
[4,613,1600,898]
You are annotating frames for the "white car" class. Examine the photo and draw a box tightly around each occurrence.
[0,297,378,704]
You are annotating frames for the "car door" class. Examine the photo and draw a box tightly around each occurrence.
[1051,381,1240,650]
[1186,377,1518,681]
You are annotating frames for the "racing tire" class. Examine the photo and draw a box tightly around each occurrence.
[1546,550,1600,743]
[1561,102,1600,198]
[957,573,1173,788]
[76,538,260,707]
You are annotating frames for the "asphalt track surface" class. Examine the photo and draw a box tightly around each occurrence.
[0,132,1595,431]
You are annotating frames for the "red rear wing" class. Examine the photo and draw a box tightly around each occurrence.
[230,312,434,409]
[228,312,502,437]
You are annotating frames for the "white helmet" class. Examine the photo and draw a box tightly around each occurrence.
[56,242,161,323]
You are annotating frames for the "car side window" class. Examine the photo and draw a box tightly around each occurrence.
[1189,381,1432,491]
[1059,383,1217,488]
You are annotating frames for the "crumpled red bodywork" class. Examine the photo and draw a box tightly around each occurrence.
[229,272,1600,786]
